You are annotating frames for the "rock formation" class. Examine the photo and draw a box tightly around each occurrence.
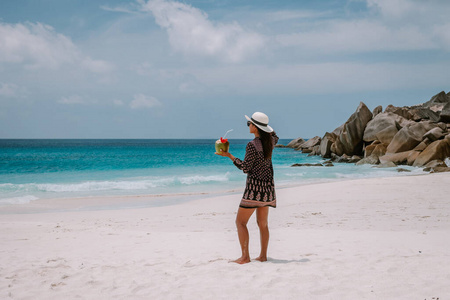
[286,91,450,171]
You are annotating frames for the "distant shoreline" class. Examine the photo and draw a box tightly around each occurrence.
[0,170,434,215]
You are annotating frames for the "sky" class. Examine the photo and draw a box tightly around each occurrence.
[0,0,449,139]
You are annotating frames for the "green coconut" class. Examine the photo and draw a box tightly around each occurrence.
[215,139,230,153]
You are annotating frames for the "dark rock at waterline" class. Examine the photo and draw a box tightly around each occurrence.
[430,167,450,173]
[424,159,448,169]
[374,161,397,168]
[291,163,323,167]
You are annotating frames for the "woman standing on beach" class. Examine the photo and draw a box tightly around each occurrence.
[216,112,278,264]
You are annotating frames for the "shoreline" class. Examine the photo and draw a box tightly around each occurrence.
[0,169,431,215]
[1,172,449,299]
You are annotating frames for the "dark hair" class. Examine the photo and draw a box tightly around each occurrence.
[256,127,273,160]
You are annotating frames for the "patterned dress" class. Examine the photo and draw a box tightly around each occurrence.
[233,133,279,209]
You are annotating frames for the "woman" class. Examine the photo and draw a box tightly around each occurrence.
[216,112,278,264]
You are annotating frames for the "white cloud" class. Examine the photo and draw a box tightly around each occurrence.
[139,0,265,62]
[100,4,139,14]
[276,19,435,53]
[367,0,450,22]
[433,23,450,50]
[58,95,88,105]
[0,82,21,98]
[0,22,114,72]
[58,96,128,107]
[82,57,115,73]
[130,93,162,109]
[273,0,450,54]
[263,9,331,22]
[113,99,125,106]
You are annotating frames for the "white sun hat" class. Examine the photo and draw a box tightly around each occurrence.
[245,112,274,133]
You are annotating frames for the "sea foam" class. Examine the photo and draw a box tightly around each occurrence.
[0,195,39,205]
[0,173,232,199]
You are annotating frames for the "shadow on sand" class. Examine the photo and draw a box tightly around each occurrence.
[265,258,311,264]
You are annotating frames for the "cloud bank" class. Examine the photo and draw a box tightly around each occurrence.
[274,0,450,54]
[139,0,265,62]
[130,94,162,109]
[0,22,114,72]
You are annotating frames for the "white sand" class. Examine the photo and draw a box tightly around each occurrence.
[1,173,449,299]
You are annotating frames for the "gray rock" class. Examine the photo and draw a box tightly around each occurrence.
[413,138,433,151]
[337,102,373,156]
[363,112,402,143]
[430,167,450,173]
[379,151,417,165]
[372,105,382,117]
[331,137,345,157]
[356,156,379,165]
[423,127,445,142]
[439,102,450,123]
[386,122,432,153]
[286,138,306,149]
[376,126,399,145]
[409,107,440,122]
[413,137,450,167]
[375,161,397,168]
[437,122,447,131]
[371,143,387,159]
[320,132,337,158]
[420,91,450,112]
[312,145,320,155]
[424,160,448,168]
[384,104,413,119]
[297,136,321,150]
[406,151,421,166]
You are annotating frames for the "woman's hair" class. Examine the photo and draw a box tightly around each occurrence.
[256,127,273,160]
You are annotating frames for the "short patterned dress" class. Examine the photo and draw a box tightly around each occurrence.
[233,133,279,209]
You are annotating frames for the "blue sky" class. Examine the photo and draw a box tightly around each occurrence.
[1,0,449,139]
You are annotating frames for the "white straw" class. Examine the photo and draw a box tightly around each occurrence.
[223,129,233,139]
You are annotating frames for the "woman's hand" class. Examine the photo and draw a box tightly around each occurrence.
[215,149,230,157]
[215,149,235,161]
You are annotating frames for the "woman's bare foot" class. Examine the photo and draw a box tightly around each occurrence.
[231,257,251,264]
[254,256,267,262]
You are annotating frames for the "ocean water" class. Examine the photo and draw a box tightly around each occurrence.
[0,139,425,206]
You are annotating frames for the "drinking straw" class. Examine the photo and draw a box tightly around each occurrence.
[223,129,233,139]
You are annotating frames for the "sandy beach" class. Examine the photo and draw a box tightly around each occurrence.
[1,173,449,300]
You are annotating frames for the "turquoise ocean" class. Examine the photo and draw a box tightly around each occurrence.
[0,139,425,207]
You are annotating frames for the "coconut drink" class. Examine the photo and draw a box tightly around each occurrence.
[215,137,230,153]
[215,129,233,153]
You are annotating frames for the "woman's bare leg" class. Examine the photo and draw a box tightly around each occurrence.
[255,206,269,262]
[233,207,255,264]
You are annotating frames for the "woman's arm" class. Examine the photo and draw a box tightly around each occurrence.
[231,143,257,173]
[215,149,235,162]
[271,131,279,146]
[215,142,256,173]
